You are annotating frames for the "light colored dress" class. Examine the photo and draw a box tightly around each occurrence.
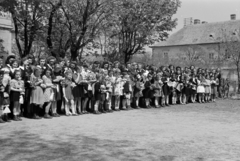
[197,80,205,93]
[42,75,54,102]
[205,79,211,94]
[30,73,45,105]
[113,77,122,96]
[62,79,74,100]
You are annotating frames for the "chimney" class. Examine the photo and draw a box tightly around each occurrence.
[184,17,193,27]
[231,14,236,20]
[202,21,208,24]
[194,19,201,24]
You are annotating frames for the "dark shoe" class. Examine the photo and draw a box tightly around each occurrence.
[55,113,60,117]
[52,113,59,117]
[146,105,151,109]
[13,116,18,121]
[0,118,5,123]
[44,114,52,119]
[33,115,42,119]
[17,116,22,121]
[102,110,107,113]
[3,115,11,122]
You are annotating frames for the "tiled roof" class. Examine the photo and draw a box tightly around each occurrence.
[151,20,240,47]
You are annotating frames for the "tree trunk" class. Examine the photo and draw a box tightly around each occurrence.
[124,53,131,64]
[237,65,240,94]
[47,0,62,57]
[71,47,78,61]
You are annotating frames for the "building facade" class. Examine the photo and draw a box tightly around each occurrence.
[0,12,13,55]
[150,15,240,92]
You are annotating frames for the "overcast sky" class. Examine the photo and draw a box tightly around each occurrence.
[146,0,240,51]
[171,0,240,33]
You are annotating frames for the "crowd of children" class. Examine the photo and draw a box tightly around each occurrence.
[0,55,230,123]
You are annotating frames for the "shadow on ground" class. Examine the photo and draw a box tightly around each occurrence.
[0,130,178,161]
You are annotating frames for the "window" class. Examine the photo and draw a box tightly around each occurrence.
[225,49,231,59]
[182,57,186,61]
[164,52,168,59]
[209,53,214,59]
[194,56,199,60]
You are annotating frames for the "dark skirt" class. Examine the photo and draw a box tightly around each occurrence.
[0,92,3,106]
[94,92,105,101]
[142,88,153,98]
[134,88,143,98]
[79,83,88,98]
[162,84,170,96]
[87,90,93,98]
[190,88,197,95]
[72,85,81,98]
[182,86,191,96]
[10,91,21,102]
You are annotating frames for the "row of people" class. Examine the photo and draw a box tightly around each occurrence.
[0,55,230,123]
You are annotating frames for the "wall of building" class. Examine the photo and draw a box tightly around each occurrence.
[151,44,238,93]
[0,15,13,55]
[151,44,232,68]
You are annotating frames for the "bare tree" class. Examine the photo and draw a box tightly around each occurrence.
[220,28,240,93]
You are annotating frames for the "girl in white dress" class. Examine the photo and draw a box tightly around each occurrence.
[197,75,205,103]
[112,69,122,111]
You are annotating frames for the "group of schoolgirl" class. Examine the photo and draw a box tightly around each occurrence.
[0,55,229,123]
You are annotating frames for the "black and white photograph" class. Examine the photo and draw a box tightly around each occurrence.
[0,0,240,160]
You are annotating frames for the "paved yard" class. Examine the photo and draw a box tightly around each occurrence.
[1,100,240,161]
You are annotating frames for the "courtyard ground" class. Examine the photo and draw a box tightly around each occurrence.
[0,99,240,161]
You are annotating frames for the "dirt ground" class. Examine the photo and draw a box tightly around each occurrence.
[0,100,240,161]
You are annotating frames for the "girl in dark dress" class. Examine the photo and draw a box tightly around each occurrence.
[93,74,106,114]
[122,75,132,110]
[143,74,153,108]
[52,64,64,116]
[20,58,32,117]
[72,66,82,115]
[189,74,198,103]
[162,75,170,106]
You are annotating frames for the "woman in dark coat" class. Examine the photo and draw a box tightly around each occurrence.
[142,74,153,108]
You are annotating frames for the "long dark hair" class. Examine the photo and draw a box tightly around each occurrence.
[5,55,16,65]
